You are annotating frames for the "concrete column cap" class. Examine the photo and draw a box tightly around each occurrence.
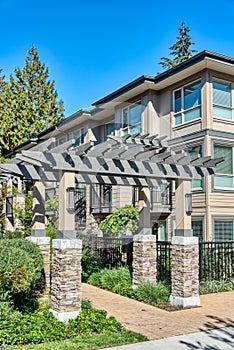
[26,236,51,245]
[172,236,198,246]
[133,234,156,243]
[52,239,82,250]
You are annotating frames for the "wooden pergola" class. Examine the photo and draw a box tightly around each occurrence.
[0,133,223,238]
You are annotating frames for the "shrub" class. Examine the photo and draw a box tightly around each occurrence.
[99,205,139,236]
[0,239,43,300]
[68,308,123,336]
[0,239,43,285]
[82,247,104,282]
[0,311,69,345]
[199,278,234,295]
[136,281,170,305]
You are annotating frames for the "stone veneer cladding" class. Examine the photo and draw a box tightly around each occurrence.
[132,234,157,286]
[171,237,199,299]
[51,239,82,314]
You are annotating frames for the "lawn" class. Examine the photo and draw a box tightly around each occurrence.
[10,331,147,350]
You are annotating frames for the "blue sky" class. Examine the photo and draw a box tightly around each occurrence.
[1,0,234,116]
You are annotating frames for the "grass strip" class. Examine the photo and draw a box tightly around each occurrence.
[9,331,147,350]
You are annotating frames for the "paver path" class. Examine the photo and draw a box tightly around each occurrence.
[82,283,234,340]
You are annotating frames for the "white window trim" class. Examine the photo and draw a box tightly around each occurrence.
[173,80,201,126]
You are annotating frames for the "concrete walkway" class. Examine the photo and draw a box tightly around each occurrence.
[82,283,234,340]
[102,327,234,350]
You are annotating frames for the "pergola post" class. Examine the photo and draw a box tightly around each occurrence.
[57,170,76,239]
[170,179,200,308]
[138,186,151,235]
[31,180,46,237]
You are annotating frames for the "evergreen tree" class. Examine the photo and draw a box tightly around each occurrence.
[158,22,197,70]
[0,45,64,157]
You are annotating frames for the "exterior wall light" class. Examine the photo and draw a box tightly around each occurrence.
[66,187,75,212]
[185,193,192,215]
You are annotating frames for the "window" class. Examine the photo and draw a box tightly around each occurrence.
[105,122,116,139]
[187,145,203,189]
[73,128,84,147]
[214,220,233,241]
[174,81,201,126]
[192,220,203,241]
[213,79,232,120]
[214,145,233,189]
[122,102,142,135]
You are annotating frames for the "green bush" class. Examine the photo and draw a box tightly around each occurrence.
[0,239,43,286]
[99,205,139,236]
[69,308,123,336]
[82,247,104,282]
[199,278,234,295]
[0,311,69,345]
[136,281,170,305]
[0,239,43,300]
[88,267,170,304]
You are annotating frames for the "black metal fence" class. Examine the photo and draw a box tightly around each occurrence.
[199,241,234,281]
[156,241,172,284]
[84,236,133,268]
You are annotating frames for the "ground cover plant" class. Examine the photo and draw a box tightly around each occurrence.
[199,278,234,295]
[87,266,170,305]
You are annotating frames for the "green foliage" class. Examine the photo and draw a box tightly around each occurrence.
[0,311,69,345]
[8,331,147,350]
[81,247,104,282]
[46,218,57,240]
[99,205,139,236]
[0,239,43,297]
[159,22,197,70]
[88,267,170,304]
[68,308,123,336]
[15,193,33,236]
[136,281,170,305]
[0,45,64,157]
[199,278,234,295]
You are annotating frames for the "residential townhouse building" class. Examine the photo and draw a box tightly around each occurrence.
[4,50,234,242]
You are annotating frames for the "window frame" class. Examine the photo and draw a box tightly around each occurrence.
[212,78,234,121]
[213,143,234,190]
[121,101,142,135]
[213,217,234,241]
[173,80,201,126]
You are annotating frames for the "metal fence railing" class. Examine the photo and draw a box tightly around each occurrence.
[156,241,172,284]
[83,236,133,269]
[199,241,234,281]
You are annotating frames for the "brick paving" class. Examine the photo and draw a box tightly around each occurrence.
[82,283,234,340]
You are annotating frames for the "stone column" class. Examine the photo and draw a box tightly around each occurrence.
[170,179,200,308]
[132,234,157,287]
[57,171,76,239]
[26,236,51,295]
[50,239,82,322]
[170,236,200,308]
[31,180,46,237]
[138,186,151,235]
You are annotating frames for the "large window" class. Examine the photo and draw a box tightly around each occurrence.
[105,122,116,139]
[192,220,203,241]
[73,128,84,147]
[188,145,203,189]
[174,81,201,126]
[213,79,232,120]
[122,102,142,135]
[214,220,233,241]
[214,145,233,189]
